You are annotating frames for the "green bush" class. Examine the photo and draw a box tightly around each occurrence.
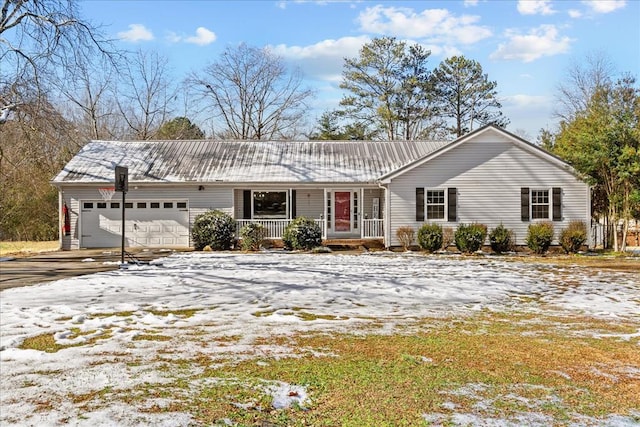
[417,223,443,253]
[489,224,514,254]
[559,220,587,254]
[454,223,488,254]
[396,226,415,251]
[239,222,268,251]
[191,210,236,251]
[526,221,554,254]
[282,217,322,250]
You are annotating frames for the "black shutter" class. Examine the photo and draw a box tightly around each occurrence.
[243,190,251,219]
[447,188,457,222]
[291,190,297,218]
[552,187,562,221]
[416,188,424,221]
[521,188,530,221]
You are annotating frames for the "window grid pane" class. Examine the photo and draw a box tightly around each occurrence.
[426,190,445,220]
[531,190,550,219]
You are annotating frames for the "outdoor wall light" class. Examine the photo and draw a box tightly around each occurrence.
[198,185,205,191]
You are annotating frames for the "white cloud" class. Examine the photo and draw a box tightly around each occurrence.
[356,5,492,45]
[517,0,555,15]
[117,24,154,42]
[185,27,217,46]
[270,36,370,81]
[490,25,573,62]
[464,0,479,6]
[568,9,582,18]
[581,0,626,13]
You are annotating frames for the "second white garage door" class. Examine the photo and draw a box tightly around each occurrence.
[80,200,190,248]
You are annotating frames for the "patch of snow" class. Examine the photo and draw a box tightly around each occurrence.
[0,252,638,426]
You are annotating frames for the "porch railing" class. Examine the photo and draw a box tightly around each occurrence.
[236,219,291,239]
[236,218,382,240]
[362,219,384,239]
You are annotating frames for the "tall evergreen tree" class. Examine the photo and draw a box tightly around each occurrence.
[339,37,434,140]
[432,56,508,138]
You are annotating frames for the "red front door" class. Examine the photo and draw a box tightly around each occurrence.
[334,191,351,232]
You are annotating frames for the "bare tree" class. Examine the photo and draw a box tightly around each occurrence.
[189,43,313,140]
[116,49,176,140]
[51,55,120,140]
[554,50,615,122]
[1,0,114,119]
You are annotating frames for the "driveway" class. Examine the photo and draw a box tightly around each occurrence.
[0,248,183,290]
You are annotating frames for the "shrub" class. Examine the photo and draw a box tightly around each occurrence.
[526,221,554,254]
[191,210,236,251]
[282,217,322,250]
[417,223,443,253]
[442,227,454,250]
[559,220,587,254]
[239,222,268,251]
[396,226,415,251]
[455,223,488,254]
[489,224,514,254]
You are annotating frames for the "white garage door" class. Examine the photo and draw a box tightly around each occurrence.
[81,200,190,248]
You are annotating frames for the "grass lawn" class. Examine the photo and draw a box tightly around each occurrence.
[16,312,639,426]
[0,240,58,255]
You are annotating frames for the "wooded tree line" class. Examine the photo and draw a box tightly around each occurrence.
[1,1,637,247]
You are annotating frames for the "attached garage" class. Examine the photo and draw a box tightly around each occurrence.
[80,199,189,248]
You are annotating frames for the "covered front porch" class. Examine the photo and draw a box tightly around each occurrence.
[233,187,385,241]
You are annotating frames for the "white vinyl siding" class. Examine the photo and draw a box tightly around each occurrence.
[386,130,589,247]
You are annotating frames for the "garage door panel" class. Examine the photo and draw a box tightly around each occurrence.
[81,200,189,248]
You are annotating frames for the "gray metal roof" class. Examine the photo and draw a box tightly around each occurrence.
[52,139,451,185]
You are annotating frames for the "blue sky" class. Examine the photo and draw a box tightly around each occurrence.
[80,0,640,139]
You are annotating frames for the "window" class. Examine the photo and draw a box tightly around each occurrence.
[177,202,187,209]
[137,202,147,209]
[426,190,445,220]
[125,202,133,209]
[253,191,287,218]
[83,202,94,209]
[97,202,107,209]
[110,202,120,209]
[531,190,550,219]
[164,202,173,208]
[150,202,160,208]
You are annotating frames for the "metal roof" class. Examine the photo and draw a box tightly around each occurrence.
[52,139,451,185]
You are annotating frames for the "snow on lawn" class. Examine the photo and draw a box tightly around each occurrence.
[1,252,639,426]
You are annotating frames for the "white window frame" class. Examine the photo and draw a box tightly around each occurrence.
[425,189,446,220]
[531,189,551,220]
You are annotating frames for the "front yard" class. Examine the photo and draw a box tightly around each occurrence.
[1,252,638,426]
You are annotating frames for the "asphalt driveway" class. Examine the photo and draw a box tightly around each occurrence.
[0,248,184,290]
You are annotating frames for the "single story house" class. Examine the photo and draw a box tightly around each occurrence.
[52,125,591,250]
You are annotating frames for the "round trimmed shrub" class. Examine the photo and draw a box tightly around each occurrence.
[282,217,322,250]
[191,210,236,251]
[455,223,488,254]
[559,220,587,254]
[239,222,268,251]
[526,221,554,254]
[417,223,443,253]
[489,224,514,254]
